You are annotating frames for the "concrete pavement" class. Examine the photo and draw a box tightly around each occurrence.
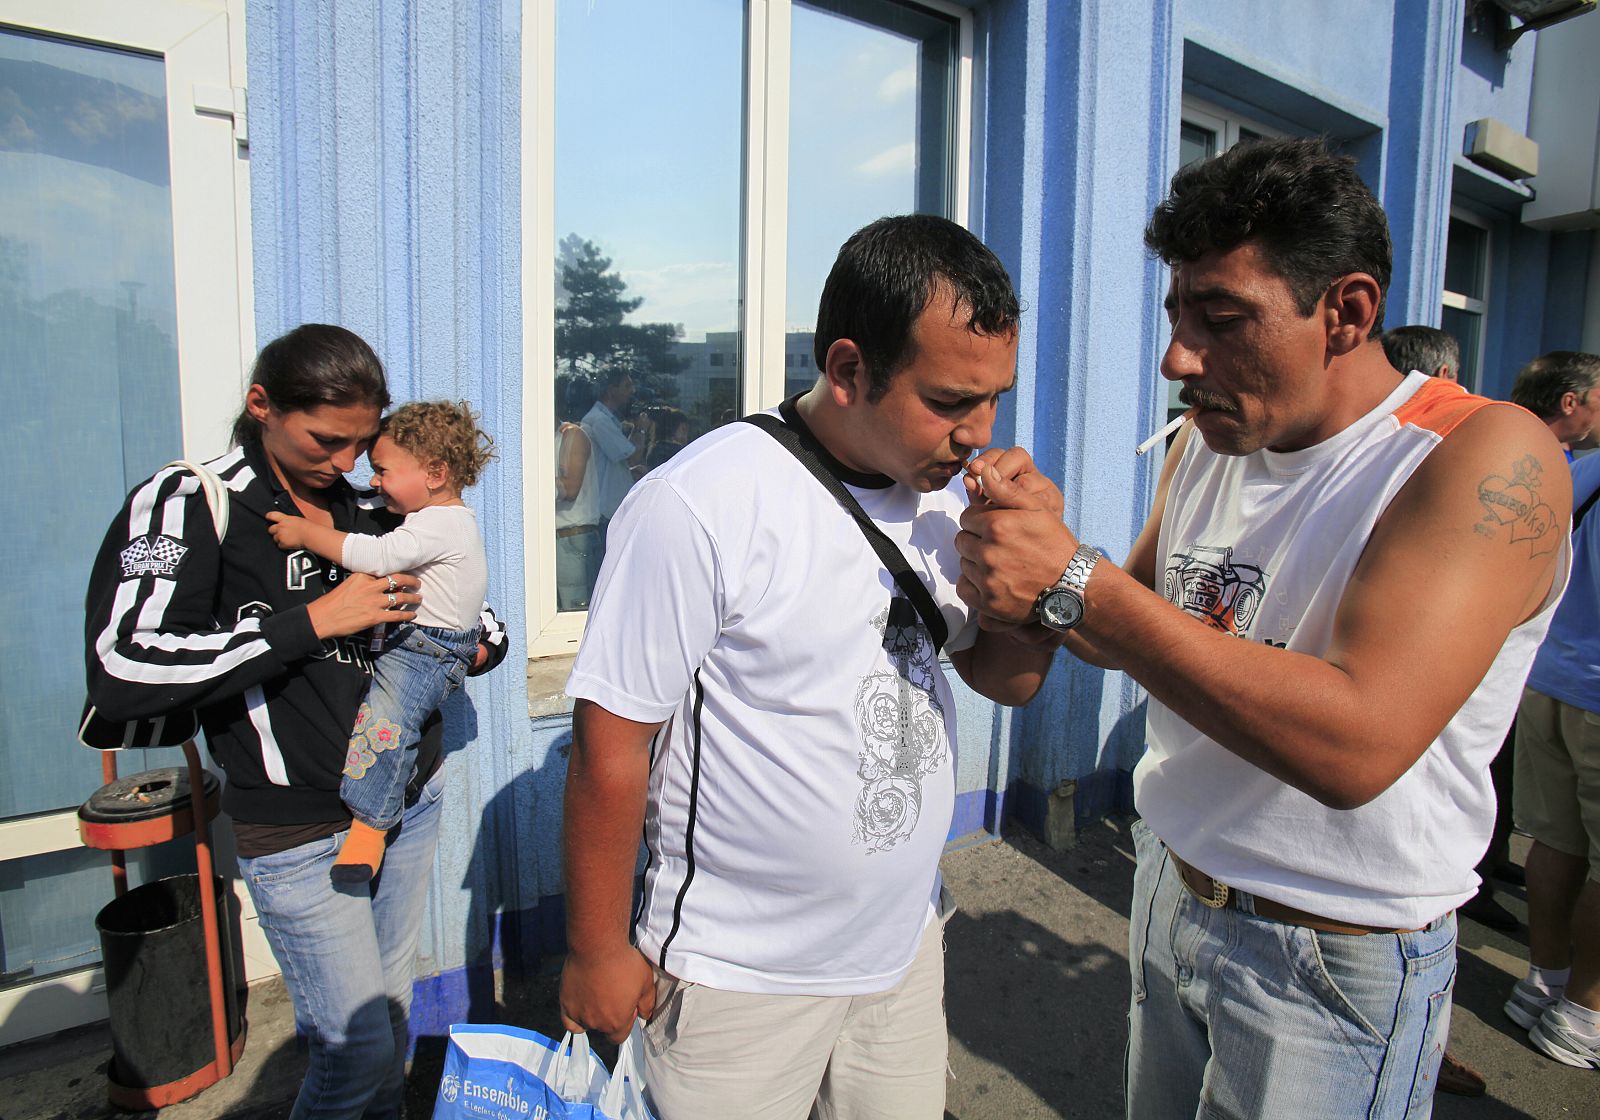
[4,819,1594,1118]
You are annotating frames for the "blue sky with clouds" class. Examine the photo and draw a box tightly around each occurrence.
[555,0,927,340]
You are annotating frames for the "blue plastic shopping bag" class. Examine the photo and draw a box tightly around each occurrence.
[433,1023,655,1120]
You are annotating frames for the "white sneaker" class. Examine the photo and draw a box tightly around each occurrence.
[1530,1006,1600,1069]
[1504,980,1559,1030]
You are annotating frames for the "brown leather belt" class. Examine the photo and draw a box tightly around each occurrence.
[1169,852,1422,936]
[555,524,598,539]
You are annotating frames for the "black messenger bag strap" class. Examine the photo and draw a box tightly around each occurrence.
[741,412,949,653]
[1574,480,1599,534]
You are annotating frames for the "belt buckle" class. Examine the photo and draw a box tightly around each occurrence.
[1199,878,1230,909]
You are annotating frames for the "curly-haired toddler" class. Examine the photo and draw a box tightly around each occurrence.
[267,401,494,883]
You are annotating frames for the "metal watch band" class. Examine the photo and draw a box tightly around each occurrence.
[1061,542,1099,595]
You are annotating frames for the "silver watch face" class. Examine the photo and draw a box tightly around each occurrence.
[1040,588,1084,631]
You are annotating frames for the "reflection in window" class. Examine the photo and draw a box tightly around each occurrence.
[0,26,184,987]
[1179,121,1215,169]
[787,0,958,332]
[552,0,743,611]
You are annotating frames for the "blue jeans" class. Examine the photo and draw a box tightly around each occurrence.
[555,526,600,611]
[343,623,476,831]
[1125,819,1457,1120]
[238,765,446,1120]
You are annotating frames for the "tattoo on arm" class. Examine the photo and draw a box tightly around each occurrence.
[1475,454,1559,558]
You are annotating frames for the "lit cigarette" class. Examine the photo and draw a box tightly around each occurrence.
[1135,410,1194,456]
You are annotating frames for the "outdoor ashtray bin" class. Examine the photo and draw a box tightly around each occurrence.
[78,743,245,1110]
[94,873,244,1094]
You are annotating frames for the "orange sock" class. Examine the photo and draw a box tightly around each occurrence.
[332,821,388,885]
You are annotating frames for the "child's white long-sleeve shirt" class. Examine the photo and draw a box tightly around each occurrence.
[341,504,487,632]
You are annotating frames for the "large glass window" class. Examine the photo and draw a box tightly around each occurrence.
[1441,215,1489,392]
[0,3,249,1018]
[533,0,969,641]
[550,0,744,612]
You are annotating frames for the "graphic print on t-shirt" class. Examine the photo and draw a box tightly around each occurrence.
[1162,545,1270,636]
[852,596,946,853]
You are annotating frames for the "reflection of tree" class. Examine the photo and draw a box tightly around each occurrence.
[555,234,685,406]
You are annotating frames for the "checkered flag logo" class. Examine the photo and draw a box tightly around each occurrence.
[120,534,189,579]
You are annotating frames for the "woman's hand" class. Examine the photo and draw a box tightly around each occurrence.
[306,572,420,639]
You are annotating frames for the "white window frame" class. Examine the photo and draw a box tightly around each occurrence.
[1177,95,1283,167]
[522,0,975,659]
[0,0,256,1045]
[1441,207,1491,393]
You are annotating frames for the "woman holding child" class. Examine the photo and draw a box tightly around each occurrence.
[83,324,506,1119]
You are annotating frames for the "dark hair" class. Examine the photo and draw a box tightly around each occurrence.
[1144,137,1392,339]
[814,214,1020,402]
[557,375,596,424]
[599,366,632,392]
[1511,351,1600,420]
[1380,326,1459,377]
[230,324,390,446]
[381,400,497,489]
[647,406,688,438]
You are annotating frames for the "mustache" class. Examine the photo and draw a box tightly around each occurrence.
[1178,386,1237,412]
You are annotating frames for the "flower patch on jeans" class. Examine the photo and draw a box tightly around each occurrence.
[344,742,378,780]
[343,705,403,780]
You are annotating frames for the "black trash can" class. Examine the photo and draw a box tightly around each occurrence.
[95,874,245,1091]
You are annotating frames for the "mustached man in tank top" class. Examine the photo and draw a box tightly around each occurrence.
[958,138,1571,1118]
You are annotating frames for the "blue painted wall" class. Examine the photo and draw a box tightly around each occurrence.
[245,0,571,1028]
[241,0,1593,1037]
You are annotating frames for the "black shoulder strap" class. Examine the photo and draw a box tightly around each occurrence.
[741,412,949,653]
[1574,481,1599,534]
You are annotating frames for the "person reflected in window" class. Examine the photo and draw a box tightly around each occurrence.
[556,377,602,610]
[581,368,646,564]
[645,407,690,471]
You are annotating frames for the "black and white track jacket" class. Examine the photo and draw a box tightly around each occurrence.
[82,439,508,824]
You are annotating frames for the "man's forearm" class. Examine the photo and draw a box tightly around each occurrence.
[562,703,654,954]
[959,627,1058,705]
[1080,562,1419,808]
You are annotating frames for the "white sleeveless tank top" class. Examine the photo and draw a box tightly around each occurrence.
[1135,372,1571,927]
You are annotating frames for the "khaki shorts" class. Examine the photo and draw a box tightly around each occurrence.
[639,919,947,1120]
[1513,687,1600,878]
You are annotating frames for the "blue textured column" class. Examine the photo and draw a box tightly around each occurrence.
[247,0,557,1035]
[1383,0,1461,330]
[977,0,1176,822]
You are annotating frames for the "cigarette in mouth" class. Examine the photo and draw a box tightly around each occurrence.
[1135,410,1194,457]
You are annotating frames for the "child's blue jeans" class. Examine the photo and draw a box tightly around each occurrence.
[342,623,479,831]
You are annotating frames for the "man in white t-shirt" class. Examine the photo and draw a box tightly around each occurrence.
[582,367,646,524]
[957,138,1570,1117]
[559,215,1059,1119]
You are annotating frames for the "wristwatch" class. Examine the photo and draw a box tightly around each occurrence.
[1036,544,1101,632]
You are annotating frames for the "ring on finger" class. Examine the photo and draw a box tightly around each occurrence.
[386,592,397,609]
[386,576,399,593]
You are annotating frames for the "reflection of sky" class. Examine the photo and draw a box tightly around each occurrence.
[556,0,926,342]
[786,4,919,332]
[0,29,177,328]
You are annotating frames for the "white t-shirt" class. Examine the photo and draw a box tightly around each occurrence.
[567,410,978,995]
[1136,373,1570,928]
[341,504,487,632]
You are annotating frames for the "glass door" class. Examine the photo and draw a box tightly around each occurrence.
[0,0,248,1044]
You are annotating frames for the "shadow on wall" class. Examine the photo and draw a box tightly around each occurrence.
[457,726,572,1022]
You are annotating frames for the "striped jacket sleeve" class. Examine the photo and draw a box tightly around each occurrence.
[83,466,323,723]
[470,602,510,676]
